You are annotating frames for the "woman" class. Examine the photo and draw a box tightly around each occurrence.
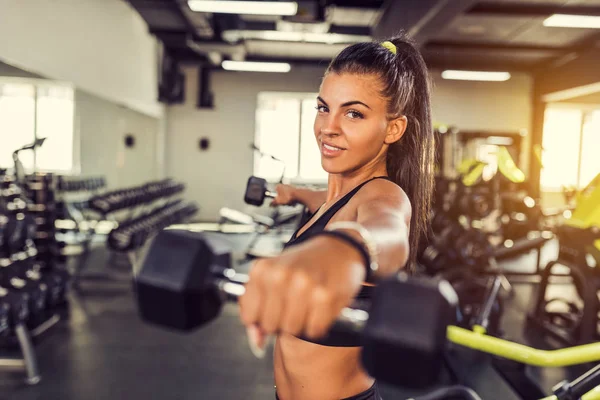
[239,34,435,400]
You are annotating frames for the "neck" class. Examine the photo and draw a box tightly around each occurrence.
[325,161,388,203]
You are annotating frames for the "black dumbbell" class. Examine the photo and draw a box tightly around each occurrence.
[244,176,276,206]
[134,229,457,389]
[0,260,49,324]
[0,301,10,337]
[0,286,31,331]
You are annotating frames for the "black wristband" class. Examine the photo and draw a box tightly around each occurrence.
[314,230,374,283]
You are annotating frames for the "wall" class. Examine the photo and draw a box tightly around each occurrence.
[430,70,533,176]
[167,66,533,221]
[75,90,159,189]
[167,65,325,221]
[0,62,160,187]
[431,70,532,132]
[0,0,163,118]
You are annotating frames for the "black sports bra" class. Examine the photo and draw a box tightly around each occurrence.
[284,176,394,347]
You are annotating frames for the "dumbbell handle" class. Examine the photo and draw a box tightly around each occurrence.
[212,266,369,333]
[265,190,276,199]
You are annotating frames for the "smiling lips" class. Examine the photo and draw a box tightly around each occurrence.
[321,141,346,157]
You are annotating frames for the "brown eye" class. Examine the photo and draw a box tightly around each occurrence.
[316,105,328,113]
[347,110,364,119]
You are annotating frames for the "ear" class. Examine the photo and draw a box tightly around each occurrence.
[384,115,408,145]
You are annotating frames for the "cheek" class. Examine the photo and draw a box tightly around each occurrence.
[347,121,387,146]
[313,117,321,138]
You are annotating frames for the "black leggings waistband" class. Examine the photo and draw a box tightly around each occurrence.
[275,382,382,400]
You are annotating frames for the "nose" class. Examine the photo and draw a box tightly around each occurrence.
[320,113,341,137]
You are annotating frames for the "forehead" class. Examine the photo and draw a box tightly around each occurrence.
[319,73,386,106]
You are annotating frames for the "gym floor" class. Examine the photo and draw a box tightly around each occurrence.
[0,233,589,400]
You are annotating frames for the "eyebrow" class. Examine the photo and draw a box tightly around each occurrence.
[317,96,372,110]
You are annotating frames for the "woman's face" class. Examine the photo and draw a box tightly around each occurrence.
[314,72,402,175]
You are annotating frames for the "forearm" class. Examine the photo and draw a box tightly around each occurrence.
[338,216,409,278]
[292,187,327,213]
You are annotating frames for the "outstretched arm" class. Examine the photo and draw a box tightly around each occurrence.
[239,181,411,340]
[271,184,327,213]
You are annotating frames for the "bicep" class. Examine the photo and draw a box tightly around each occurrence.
[355,191,411,231]
[355,191,411,271]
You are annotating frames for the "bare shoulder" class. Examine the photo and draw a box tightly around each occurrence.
[354,178,411,216]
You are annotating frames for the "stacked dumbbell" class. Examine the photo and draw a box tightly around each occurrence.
[57,176,106,193]
[0,189,34,338]
[108,200,198,252]
[89,179,185,214]
[0,172,68,340]
[24,173,69,307]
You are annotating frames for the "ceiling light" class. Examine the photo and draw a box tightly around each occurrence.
[543,14,600,29]
[441,70,511,82]
[222,61,291,73]
[188,1,298,16]
[222,29,370,44]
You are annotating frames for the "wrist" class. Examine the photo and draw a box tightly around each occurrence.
[312,234,367,281]
[325,222,380,283]
[312,230,373,282]
[289,186,300,204]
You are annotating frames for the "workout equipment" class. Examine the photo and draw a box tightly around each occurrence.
[244,176,276,207]
[134,229,458,388]
[529,225,600,345]
[0,144,69,386]
[89,179,185,214]
[528,177,600,345]
[11,138,46,187]
[134,231,600,398]
[107,200,198,252]
[57,176,106,193]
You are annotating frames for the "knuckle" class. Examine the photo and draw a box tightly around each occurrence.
[307,322,327,339]
[248,260,270,280]
[280,319,299,335]
[261,320,277,334]
[313,288,333,306]
[269,266,289,288]
[291,270,312,292]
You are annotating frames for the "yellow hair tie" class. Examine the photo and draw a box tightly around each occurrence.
[381,41,397,55]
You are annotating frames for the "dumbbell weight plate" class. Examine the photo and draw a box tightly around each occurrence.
[244,176,269,206]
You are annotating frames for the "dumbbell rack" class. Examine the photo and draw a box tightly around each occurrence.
[54,176,107,290]
[0,173,66,385]
[27,173,60,271]
[79,179,196,278]
[108,200,198,266]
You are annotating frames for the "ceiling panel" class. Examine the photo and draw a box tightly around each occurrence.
[509,19,596,46]
[134,7,187,30]
[432,15,532,43]
[326,7,382,27]
[245,40,346,59]
[424,47,556,63]
[564,91,600,103]
[176,5,213,38]
[127,0,600,69]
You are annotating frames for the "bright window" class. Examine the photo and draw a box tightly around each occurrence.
[540,107,583,191]
[580,111,600,188]
[0,83,36,170]
[35,85,75,172]
[0,79,75,173]
[254,92,327,183]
